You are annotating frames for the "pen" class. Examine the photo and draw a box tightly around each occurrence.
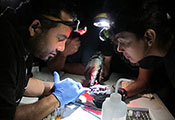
[73,102,85,107]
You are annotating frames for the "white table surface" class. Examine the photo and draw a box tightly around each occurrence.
[20,71,175,120]
[60,72,175,120]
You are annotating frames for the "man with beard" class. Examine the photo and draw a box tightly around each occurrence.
[0,0,85,119]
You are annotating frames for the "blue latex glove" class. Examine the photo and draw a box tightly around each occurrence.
[52,72,85,107]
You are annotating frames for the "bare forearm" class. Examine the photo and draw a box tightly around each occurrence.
[125,81,147,97]
[103,56,112,77]
[24,78,54,97]
[15,94,60,120]
[125,68,152,97]
[63,63,85,75]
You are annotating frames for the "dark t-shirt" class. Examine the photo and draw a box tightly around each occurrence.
[163,40,175,116]
[138,41,175,90]
[138,56,170,92]
[0,10,32,119]
[164,40,175,89]
[98,40,114,56]
[66,24,100,66]
[138,41,175,117]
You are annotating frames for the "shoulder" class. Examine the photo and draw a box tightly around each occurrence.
[165,39,175,60]
[99,40,113,56]
[0,12,26,63]
[139,56,164,69]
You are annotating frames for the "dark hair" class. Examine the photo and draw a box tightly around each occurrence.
[107,0,175,51]
[15,0,77,30]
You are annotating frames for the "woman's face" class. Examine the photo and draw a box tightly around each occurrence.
[113,32,149,63]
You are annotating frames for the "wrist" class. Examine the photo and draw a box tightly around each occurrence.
[42,82,53,96]
[52,93,63,107]
[48,94,61,108]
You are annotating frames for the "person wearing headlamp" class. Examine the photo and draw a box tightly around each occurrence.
[47,25,88,75]
[95,0,175,116]
[0,0,87,119]
[92,0,173,107]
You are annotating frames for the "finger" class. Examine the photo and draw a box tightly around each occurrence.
[71,82,86,103]
[73,37,80,41]
[69,37,79,43]
[76,82,83,89]
[87,67,94,77]
[76,41,81,47]
[88,65,96,75]
[76,82,86,95]
[53,71,60,83]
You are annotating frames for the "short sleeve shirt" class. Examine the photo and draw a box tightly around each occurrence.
[98,40,114,56]
[138,40,175,90]
[164,40,175,89]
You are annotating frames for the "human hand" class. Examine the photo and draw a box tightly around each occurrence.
[84,52,105,86]
[84,65,97,86]
[62,37,80,56]
[52,72,85,107]
[84,64,104,86]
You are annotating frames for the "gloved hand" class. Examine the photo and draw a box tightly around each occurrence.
[52,72,85,107]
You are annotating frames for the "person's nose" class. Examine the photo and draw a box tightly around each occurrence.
[117,44,124,53]
[57,41,66,52]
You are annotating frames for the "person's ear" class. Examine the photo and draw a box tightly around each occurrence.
[144,29,156,47]
[29,20,41,37]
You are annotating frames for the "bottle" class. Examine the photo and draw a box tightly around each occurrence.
[101,93,127,120]
[101,78,130,120]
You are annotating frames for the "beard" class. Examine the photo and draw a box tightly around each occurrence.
[28,31,50,60]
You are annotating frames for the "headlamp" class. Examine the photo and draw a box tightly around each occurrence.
[93,13,114,41]
[93,13,111,28]
[99,27,114,41]
[42,15,87,35]
[73,19,87,35]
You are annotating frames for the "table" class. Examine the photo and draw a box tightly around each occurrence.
[59,72,175,120]
[20,72,175,120]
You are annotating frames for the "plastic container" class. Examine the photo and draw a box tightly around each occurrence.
[101,78,130,120]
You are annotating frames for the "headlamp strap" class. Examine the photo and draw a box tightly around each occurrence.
[42,14,62,22]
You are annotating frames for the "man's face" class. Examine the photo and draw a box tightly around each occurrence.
[33,23,72,60]
[29,11,74,60]
[113,32,149,63]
